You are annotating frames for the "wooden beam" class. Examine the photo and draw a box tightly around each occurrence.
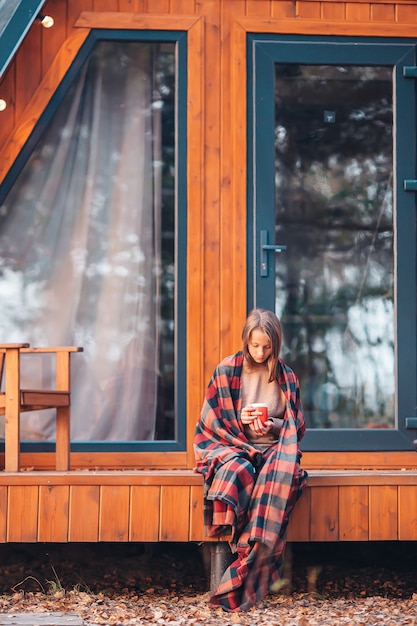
[75,12,200,30]
[236,16,417,37]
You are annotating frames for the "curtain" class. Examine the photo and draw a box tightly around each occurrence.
[0,41,164,441]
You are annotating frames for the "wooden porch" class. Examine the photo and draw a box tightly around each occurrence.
[0,465,416,544]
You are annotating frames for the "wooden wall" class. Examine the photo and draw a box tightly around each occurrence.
[1,0,417,472]
[0,470,416,542]
[0,471,203,543]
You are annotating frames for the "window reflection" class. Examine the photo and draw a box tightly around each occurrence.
[274,64,394,429]
[0,41,176,442]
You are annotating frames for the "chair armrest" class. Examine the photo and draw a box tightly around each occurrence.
[20,347,84,354]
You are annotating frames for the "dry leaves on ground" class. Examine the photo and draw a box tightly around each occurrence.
[0,589,416,625]
[0,542,415,625]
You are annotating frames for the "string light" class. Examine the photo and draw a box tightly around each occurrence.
[37,13,54,28]
[0,99,7,112]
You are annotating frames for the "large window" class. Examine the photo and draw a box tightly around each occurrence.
[0,31,187,450]
[249,36,417,451]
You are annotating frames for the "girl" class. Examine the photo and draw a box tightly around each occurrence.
[194,309,308,612]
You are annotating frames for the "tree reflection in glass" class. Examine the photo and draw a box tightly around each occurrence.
[274,64,394,429]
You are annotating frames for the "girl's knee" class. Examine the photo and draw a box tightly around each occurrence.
[215,457,256,489]
[233,458,256,489]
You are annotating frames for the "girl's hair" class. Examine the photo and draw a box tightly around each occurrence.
[242,309,282,382]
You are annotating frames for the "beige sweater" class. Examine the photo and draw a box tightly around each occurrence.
[241,359,285,446]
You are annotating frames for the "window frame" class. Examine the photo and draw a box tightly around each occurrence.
[247,34,417,451]
[0,29,188,453]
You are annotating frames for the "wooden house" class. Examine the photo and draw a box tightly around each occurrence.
[0,0,417,549]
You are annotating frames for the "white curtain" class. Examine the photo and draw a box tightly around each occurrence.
[0,41,163,441]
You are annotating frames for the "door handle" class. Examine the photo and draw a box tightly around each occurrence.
[260,230,286,277]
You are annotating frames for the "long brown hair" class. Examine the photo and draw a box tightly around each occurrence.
[242,309,282,382]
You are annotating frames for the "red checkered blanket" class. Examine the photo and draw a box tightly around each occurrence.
[194,351,308,611]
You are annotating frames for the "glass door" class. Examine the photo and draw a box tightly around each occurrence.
[249,36,417,450]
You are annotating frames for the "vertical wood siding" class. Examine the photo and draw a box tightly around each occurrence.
[287,483,417,541]
[68,485,100,541]
[0,478,414,542]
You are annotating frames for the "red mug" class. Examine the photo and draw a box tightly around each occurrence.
[251,403,268,425]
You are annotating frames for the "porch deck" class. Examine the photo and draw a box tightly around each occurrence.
[0,468,416,544]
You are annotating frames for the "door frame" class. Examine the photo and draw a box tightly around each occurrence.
[247,34,417,451]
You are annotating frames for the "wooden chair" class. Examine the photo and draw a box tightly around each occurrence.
[0,343,83,472]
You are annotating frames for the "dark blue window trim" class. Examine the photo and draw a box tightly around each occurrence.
[248,34,417,451]
[1,29,188,453]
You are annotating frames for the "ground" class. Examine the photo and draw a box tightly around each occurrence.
[0,541,415,625]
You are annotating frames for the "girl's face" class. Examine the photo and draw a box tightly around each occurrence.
[248,328,272,364]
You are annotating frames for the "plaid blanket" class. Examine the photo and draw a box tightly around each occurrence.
[194,351,308,611]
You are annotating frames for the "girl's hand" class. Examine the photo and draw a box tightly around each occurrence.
[241,405,273,435]
[240,405,257,424]
[249,418,274,435]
